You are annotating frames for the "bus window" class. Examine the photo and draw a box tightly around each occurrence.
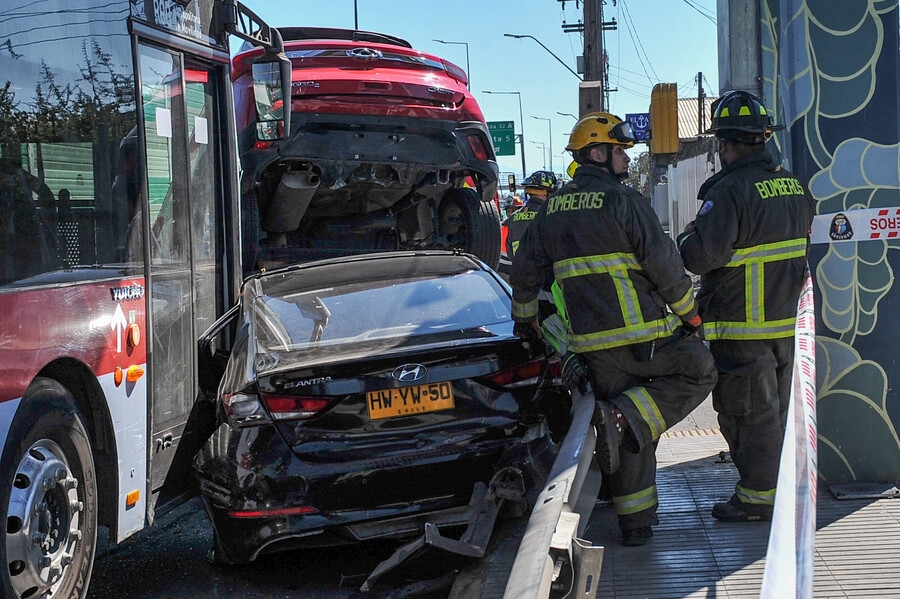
[0,164,61,284]
[185,65,223,334]
[0,25,140,285]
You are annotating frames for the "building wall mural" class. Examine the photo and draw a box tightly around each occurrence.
[764,0,900,482]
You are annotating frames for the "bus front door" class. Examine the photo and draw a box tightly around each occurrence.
[136,42,233,513]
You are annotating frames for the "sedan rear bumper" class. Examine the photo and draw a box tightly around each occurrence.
[193,420,557,564]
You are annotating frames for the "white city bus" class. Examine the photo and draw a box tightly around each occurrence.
[0,1,290,597]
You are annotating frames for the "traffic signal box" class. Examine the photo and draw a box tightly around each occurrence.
[650,83,679,155]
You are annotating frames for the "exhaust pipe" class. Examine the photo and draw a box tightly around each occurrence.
[261,166,321,233]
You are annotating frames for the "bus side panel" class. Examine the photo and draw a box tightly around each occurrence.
[0,280,149,541]
[98,370,148,541]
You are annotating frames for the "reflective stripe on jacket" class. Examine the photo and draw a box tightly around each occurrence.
[510,164,697,352]
[677,150,815,341]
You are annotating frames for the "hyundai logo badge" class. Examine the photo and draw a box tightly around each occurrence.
[392,364,426,382]
[347,47,383,60]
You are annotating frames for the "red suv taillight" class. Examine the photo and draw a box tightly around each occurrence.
[232,47,265,78]
[260,393,336,421]
[467,134,489,161]
[478,357,547,389]
[441,59,468,86]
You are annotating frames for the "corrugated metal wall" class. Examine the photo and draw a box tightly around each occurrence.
[653,151,719,242]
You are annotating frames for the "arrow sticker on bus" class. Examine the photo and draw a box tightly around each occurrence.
[111,303,128,353]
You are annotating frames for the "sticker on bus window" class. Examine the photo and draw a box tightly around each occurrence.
[195,117,208,144]
[156,107,172,138]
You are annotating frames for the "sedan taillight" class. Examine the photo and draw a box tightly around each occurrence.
[222,392,271,427]
[260,393,335,421]
[546,354,563,379]
[479,357,547,389]
[228,505,318,519]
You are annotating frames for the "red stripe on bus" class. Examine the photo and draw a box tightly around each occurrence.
[0,279,147,402]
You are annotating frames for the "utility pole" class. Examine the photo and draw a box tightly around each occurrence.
[573,0,617,117]
[583,0,602,81]
[697,72,705,135]
[580,0,603,115]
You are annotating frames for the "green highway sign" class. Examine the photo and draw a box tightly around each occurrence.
[488,120,516,156]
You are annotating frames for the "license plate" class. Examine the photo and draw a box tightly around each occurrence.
[366,382,455,420]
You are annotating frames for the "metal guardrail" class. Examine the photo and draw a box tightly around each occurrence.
[503,389,604,599]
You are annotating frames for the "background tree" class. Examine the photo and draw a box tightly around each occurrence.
[625,150,651,197]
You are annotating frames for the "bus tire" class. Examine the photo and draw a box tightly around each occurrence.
[0,379,98,599]
[438,188,501,269]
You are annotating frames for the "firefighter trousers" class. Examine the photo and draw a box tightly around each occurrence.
[582,329,717,530]
[710,337,794,508]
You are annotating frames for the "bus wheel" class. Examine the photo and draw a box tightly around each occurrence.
[438,188,501,269]
[1,381,98,599]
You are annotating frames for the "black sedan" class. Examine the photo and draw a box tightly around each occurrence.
[193,250,570,574]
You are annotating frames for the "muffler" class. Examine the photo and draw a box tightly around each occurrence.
[261,167,321,233]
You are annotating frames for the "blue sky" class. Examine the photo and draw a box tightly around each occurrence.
[241,0,718,177]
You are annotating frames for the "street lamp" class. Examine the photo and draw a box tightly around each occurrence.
[483,90,526,178]
[532,116,553,174]
[433,39,470,88]
[557,112,578,120]
[504,34,581,80]
[530,141,547,169]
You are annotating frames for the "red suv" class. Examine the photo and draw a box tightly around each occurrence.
[233,28,501,273]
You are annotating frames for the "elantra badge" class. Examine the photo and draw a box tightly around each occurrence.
[392,364,426,382]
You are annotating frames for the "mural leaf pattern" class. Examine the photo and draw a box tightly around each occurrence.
[765,0,900,480]
[816,337,900,481]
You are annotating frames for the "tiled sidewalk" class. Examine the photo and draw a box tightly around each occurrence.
[581,431,900,599]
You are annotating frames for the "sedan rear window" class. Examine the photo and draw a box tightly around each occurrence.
[250,270,509,354]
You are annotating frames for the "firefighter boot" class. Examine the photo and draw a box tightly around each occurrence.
[591,400,625,475]
[621,525,654,547]
[712,495,773,522]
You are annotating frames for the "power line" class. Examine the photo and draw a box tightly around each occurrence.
[678,79,696,97]
[610,63,664,81]
[681,0,716,24]
[618,0,659,85]
[607,69,655,93]
[562,1,714,110]
[558,3,583,70]
[608,67,714,102]
[0,3,123,24]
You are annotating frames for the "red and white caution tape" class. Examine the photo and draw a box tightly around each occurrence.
[810,207,900,243]
[760,273,817,599]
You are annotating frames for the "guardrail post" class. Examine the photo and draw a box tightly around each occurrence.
[503,389,604,599]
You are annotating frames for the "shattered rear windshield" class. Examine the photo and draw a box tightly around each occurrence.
[250,269,510,356]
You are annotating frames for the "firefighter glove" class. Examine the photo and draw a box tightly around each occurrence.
[513,320,542,340]
[561,352,588,394]
[682,314,702,335]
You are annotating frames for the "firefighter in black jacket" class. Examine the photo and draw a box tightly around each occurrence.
[506,170,557,260]
[511,113,717,546]
[506,170,557,318]
[497,195,524,281]
[677,90,815,523]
